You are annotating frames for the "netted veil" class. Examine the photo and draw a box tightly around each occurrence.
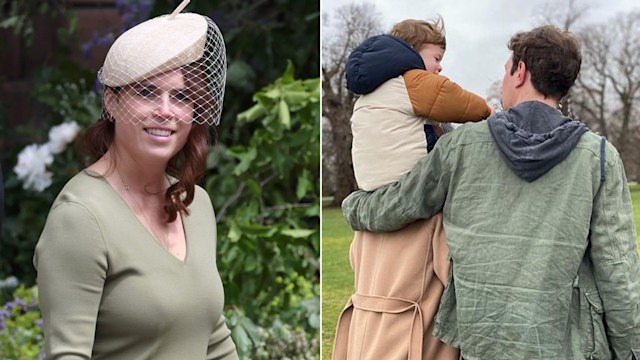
[98,7,226,126]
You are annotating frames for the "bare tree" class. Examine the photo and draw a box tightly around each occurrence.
[485,79,502,110]
[535,0,591,31]
[573,11,640,180]
[572,22,612,136]
[321,117,336,197]
[536,0,592,117]
[322,2,383,205]
[535,1,640,181]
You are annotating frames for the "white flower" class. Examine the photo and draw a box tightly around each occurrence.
[47,121,81,154]
[14,144,54,192]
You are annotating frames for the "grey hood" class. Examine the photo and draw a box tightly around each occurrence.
[487,101,587,182]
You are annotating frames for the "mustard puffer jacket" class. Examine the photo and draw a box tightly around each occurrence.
[346,34,491,191]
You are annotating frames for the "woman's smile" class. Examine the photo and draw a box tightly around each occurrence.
[144,127,175,137]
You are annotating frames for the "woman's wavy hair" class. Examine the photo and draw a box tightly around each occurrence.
[81,59,218,223]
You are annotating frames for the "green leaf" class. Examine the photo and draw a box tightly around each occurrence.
[230,322,252,354]
[281,60,295,84]
[38,3,50,15]
[0,16,20,28]
[67,13,77,34]
[283,90,310,107]
[305,78,321,99]
[262,87,281,100]
[308,313,320,329]
[243,257,260,272]
[237,103,266,123]
[228,222,241,243]
[281,229,315,238]
[278,99,290,129]
[232,148,257,176]
[296,169,311,200]
[244,179,261,196]
[240,223,276,236]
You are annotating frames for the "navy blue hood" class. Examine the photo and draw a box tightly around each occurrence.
[346,34,425,95]
[488,101,588,182]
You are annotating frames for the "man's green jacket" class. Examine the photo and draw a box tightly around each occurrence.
[343,101,640,359]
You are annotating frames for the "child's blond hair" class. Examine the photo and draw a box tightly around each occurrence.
[390,17,446,51]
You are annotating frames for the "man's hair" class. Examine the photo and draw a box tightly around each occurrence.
[390,18,446,51]
[508,25,581,100]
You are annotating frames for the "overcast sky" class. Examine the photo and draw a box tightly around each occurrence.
[322,0,640,98]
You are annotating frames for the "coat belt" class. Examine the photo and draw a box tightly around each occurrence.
[351,293,424,360]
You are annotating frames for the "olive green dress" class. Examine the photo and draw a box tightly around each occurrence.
[34,170,238,359]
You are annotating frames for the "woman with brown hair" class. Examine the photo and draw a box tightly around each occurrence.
[33,3,238,359]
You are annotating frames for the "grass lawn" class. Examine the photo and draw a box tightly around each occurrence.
[321,207,354,360]
[321,185,640,359]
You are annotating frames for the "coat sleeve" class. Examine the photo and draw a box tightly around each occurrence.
[34,202,108,360]
[206,315,238,359]
[342,134,453,232]
[403,69,492,123]
[588,145,640,359]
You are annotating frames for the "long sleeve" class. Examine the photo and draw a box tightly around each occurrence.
[34,202,108,360]
[206,315,238,359]
[403,69,492,123]
[342,135,452,232]
[588,147,640,358]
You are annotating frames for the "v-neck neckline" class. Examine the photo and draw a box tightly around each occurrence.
[83,169,190,265]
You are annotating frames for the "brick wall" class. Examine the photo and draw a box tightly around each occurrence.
[0,0,121,153]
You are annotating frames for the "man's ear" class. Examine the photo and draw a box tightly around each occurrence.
[515,60,527,87]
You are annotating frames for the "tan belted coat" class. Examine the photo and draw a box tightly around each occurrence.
[332,213,459,360]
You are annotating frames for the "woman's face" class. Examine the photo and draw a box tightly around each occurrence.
[107,69,194,165]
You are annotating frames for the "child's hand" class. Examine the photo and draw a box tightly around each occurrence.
[487,102,496,117]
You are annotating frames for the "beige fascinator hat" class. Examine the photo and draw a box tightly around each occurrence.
[98,0,227,126]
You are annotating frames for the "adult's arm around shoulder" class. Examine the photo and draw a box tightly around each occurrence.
[403,69,492,123]
[588,144,640,358]
[342,135,452,231]
[34,201,108,360]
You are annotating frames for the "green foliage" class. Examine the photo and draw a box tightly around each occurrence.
[207,61,320,344]
[0,0,100,282]
[1,75,100,283]
[253,317,319,360]
[33,75,101,129]
[0,277,19,308]
[0,286,43,360]
[226,307,319,360]
[0,0,67,46]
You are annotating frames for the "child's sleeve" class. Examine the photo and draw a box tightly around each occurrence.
[403,69,492,123]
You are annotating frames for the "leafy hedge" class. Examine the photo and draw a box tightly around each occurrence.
[209,61,320,357]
